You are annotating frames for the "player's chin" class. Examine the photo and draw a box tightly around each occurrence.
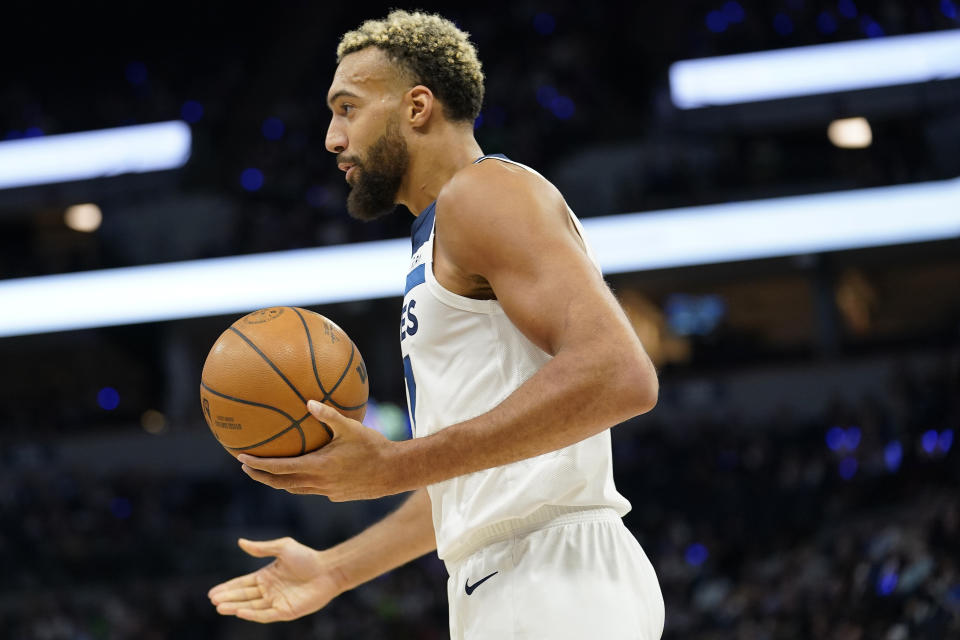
[345,177,401,220]
[345,199,395,221]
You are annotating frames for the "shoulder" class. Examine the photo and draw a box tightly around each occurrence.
[436,158,567,234]
[433,158,581,280]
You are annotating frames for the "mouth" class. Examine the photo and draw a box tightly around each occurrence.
[338,161,358,185]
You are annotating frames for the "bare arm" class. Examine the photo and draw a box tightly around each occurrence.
[395,160,658,485]
[328,487,436,590]
[239,161,657,500]
[209,488,434,622]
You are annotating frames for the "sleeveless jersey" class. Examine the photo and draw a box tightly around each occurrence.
[399,155,631,562]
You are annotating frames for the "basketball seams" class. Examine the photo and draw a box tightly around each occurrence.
[201,381,298,422]
[327,340,356,399]
[318,420,334,440]
[293,307,366,411]
[223,411,310,453]
[202,383,333,452]
[291,307,331,399]
[202,307,362,457]
[325,341,366,410]
[295,423,305,454]
[329,399,366,410]
[228,325,308,404]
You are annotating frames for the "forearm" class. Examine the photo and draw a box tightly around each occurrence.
[326,487,435,592]
[398,338,657,489]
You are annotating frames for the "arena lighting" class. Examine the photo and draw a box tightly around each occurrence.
[586,177,960,274]
[0,240,409,338]
[64,203,104,232]
[669,29,960,109]
[0,177,959,337]
[0,121,191,190]
[828,117,873,149]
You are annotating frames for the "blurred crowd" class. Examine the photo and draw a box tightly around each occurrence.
[619,351,960,639]
[1,348,956,639]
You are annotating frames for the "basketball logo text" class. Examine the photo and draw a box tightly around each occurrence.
[323,321,341,344]
[244,307,285,324]
[215,415,242,430]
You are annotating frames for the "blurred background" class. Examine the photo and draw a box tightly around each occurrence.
[1,0,958,638]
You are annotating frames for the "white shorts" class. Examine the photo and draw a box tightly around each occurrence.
[445,506,664,640]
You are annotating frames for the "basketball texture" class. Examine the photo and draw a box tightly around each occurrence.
[200,307,368,458]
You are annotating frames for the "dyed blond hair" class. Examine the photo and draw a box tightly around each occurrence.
[337,10,484,122]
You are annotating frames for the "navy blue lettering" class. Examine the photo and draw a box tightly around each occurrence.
[406,299,419,336]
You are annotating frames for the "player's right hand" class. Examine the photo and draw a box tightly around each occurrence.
[208,536,344,623]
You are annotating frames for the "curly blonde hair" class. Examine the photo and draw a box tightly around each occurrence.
[337,10,485,122]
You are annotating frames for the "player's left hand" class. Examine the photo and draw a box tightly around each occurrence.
[237,400,407,501]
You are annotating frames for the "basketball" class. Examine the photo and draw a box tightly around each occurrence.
[200,307,368,458]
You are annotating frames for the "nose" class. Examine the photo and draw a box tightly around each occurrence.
[326,118,346,154]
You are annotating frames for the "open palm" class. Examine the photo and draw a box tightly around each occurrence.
[208,537,342,623]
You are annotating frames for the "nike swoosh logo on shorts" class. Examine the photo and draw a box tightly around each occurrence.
[464,571,499,595]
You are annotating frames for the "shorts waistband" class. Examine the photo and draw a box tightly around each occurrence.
[443,505,621,566]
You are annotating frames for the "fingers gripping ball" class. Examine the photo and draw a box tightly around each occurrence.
[200,307,368,458]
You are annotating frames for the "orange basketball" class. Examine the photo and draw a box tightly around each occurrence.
[200,307,368,458]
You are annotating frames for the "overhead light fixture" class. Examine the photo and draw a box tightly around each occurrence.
[0,177,958,337]
[64,203,103,232]
[828,117,873,148]
[0,120,191,190]
[670,29,960,109]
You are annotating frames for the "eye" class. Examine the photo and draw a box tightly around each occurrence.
[341,103,355,115]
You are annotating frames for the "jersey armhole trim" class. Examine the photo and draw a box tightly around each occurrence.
[425,259,503,315]
[426,195,504,315]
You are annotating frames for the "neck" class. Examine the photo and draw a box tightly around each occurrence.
[396,124,484,215]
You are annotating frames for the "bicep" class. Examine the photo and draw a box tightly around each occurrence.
[484,221,628,357]
[437,165,657,417]
[442,180,627,358]
[438,164,638,358]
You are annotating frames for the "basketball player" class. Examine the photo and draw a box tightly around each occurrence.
[208,11,664,638]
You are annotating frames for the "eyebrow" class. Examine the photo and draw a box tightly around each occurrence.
[327,90,360,110]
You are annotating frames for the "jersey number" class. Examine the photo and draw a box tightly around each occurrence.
[402,355,417,435]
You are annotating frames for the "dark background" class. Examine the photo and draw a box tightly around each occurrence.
[1,1,958,638]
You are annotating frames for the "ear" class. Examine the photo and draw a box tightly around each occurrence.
[406,85,435,130]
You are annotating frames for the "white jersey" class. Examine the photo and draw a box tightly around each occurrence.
[399,155,631,562]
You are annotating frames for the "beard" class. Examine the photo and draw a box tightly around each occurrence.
[343,118,409,221]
